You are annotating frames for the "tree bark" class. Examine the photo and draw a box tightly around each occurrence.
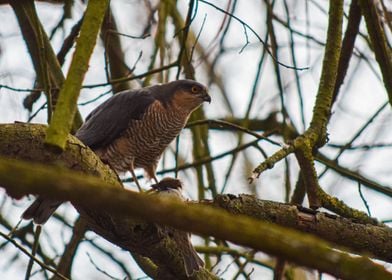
[212,194,392,262]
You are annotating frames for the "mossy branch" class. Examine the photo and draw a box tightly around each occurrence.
[0,158,390,280]
[0,123,120,186]
[251,1,344,209]
[45,0,109,151]
[250,144,295,181]
[316,187,378,225]
[307,1,343,145]
[294,141,321,208]
[213,194,390,262]
[188,118,392,199]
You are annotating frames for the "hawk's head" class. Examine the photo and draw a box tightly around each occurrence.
[156,80,211,112]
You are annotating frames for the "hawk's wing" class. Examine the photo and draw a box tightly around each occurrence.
[76,88,156,149]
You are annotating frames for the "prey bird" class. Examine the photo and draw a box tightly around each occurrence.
[150,177,204,277]
[22,79,211,224]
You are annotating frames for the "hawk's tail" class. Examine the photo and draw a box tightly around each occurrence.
[183,237,205,277]
[22,197,62,224]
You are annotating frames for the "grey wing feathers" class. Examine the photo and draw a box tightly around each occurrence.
[75,88,155,149]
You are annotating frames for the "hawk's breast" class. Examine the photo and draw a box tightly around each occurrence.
[97,101,189,173]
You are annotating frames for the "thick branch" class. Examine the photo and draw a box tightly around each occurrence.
[0,159,390,280]
[212,194,391,262]
[0,123,119,185]
[4,126,387,261]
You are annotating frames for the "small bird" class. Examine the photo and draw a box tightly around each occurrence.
[150,177,204,277]
[22,80,211,224]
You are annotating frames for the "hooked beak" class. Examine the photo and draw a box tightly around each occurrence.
[201,91,211,103]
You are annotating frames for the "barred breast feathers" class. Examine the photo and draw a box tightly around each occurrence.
[96,100,190,174]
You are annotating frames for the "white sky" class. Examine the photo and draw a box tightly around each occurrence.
[0,1,391,279]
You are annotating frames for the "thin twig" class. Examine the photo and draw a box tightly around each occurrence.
[82,62,178,89]
[358,182,372,216]
[24,225,41,280]
[0,84,42,93]
[199,0,308,70]
[0,231,69,280]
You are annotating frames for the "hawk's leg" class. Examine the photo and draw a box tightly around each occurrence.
[144,165,159,184]
[129,160,143,192]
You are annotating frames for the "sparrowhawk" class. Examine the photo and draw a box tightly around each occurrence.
[22,79,211,223]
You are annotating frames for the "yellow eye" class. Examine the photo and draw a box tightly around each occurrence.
[191,86,199,93]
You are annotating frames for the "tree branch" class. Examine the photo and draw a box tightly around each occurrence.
[251,1,344,210]
[212,194,391,262]
[0,158,390,280]
[359,0,392,103]
[9,0,83,130]
[307,0,343,146]
[0,123,120,186]
[331,0,362,104]
[45,0,110,151]
[100,7,133,93]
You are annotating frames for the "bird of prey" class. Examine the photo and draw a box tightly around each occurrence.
[22,79,211,224]
[150,177,204,277]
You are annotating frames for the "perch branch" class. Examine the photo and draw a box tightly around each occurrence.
[0,159,390,280]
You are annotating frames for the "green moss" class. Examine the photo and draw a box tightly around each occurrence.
[309,1,344,146]
[317,187,379,225]
[45,0,110,150]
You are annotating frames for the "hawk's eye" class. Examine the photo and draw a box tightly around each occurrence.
[191,86,199,93]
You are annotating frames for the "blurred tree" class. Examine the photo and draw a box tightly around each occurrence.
[0,0,391,279]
